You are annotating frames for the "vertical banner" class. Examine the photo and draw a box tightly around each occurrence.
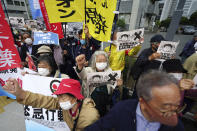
[39,0,64,39]
[22,75,70,131]
[28,0,43,19]
[0,3,21,71]
[86,0,117,42]
[43,0,85,23]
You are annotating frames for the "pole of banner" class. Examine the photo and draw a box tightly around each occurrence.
[109,0,121,51]
[84,0,87,41]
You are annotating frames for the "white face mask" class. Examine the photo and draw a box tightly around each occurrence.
[25,38,33,45]
[169,73,183,81]
[96,62,107,71]
[38,68,50,76]
[59,101,76,110]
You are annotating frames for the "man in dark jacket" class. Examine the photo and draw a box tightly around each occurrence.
[179,32,197,63]
[85,70,184,131]
[131,34,165,80]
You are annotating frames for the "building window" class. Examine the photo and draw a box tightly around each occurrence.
[7,0,13,5]
[21,2,25,6]
[14,1,20,6]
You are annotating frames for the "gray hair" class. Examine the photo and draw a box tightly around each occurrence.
[136,70,179,101]
[90,50,109,70]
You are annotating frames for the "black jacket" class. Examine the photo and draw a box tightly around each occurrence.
[131,48,162,80]
[85,99,184,131]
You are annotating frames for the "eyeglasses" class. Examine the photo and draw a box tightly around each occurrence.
[159,103,187,115]
[142,98,187,115]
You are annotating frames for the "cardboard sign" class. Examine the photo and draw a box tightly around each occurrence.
[22,74,70,131]
[87,71,121,89]
[157,41,179,60]
[33,32,59,45]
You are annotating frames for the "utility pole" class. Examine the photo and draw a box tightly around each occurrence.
[165,0,186,41]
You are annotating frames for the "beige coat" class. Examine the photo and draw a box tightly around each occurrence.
[75,67,114,98]
[17,91,99,131]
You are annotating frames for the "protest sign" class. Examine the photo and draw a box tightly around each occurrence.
[87,71,121,89]
[22,74,70,131]
[25,20,38,29]
[86,0,117,42]
[33,32,59,45]
[0,68,36,99]
[157,41,179,60]
[0,3,21,71]
[28,0,43,19]
[0,68,20,99]
[116,28,144,51]
[9,17,25,27]
[39,0,64,39]
[44,0,85,23]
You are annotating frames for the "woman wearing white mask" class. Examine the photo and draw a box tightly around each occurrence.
[37,55,69,78]
[75,51,122,116]
[3,78,99,131]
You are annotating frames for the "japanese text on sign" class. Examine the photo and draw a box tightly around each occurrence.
[44,0,85,23]
[86,0,117,42]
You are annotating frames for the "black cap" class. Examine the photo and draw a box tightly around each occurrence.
[150,34,165,43]
[162,59,187,73]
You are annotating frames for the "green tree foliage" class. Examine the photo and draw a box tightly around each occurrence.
[116,19,126,29]
[180,17,190,25]
[190,11,197,26]
[160,18,171,28]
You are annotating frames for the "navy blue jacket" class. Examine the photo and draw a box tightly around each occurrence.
[180,39,196,58]
[85,99,184,131]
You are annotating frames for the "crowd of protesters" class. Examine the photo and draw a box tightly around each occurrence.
[2,25,197,131]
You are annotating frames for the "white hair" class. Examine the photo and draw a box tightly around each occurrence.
[90,50,109,70]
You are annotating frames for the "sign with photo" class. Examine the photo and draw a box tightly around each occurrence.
[33,32,59,45]
[157,41,179,60]
[116,28,144,51]
[87,71,121,89]
[22,74,70,131]
[26,20,38,29]
[9,17,25,27]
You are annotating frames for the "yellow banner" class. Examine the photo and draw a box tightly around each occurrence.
[44,0,85,23]
[86,0,117,42]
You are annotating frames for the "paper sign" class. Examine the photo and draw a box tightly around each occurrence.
[26,20,38,29]
[22,74,70,131]
[33,32,59,45]
[157,41,179,60]
[87,71,121,89]
[86,0,117,42]
[116,28,144,51]
[9,17,25,27]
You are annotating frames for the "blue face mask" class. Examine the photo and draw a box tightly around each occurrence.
[80,40,86,45]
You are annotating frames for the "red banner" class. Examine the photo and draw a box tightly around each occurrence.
[27,53,36,71]
[0,3,21,71]
[39,0,64,39]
